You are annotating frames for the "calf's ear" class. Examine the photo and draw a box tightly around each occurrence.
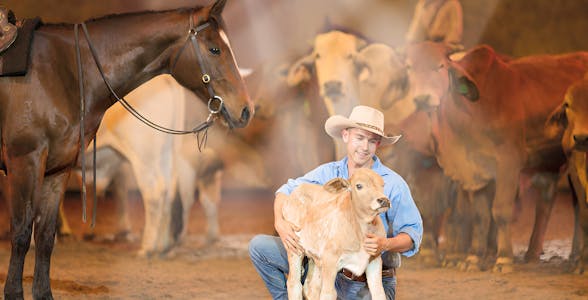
[324,178,350,193]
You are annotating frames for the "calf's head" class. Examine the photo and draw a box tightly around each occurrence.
[546,77,588,153]
[324,168,390,222]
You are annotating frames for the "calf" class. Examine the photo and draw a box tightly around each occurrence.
[283,168,390,300]
[546,75,588,274]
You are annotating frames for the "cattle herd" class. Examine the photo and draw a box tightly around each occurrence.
[51,24,588,276]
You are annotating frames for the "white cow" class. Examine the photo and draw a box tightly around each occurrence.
[287,30,369,158]
[70,74,225,256]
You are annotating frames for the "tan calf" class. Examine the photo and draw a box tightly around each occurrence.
[283,168,390,300]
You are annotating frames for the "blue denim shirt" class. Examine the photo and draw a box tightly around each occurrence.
[276,155,423,258]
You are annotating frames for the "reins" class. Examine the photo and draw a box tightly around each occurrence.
[73,11,221,226]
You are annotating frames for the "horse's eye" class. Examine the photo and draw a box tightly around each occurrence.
[209,47,221,55]
[356,183,363,190]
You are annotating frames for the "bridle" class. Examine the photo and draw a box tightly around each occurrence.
[170,14,224,122]
[73,11,223,226]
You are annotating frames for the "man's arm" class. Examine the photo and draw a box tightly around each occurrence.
[274,192,304,254]
[364,232,413,256]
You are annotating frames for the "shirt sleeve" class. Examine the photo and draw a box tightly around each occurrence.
[275,163,332,196]
[386,176,423,257]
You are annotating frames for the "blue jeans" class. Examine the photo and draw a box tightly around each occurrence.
[249,234,396,300]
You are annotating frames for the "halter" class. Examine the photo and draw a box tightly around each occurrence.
[73,11,222,226]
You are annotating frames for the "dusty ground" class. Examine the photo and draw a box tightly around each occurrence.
[0,187,587,299]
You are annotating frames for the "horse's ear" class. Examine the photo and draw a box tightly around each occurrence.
[210,0,227,17]
[324,178,350,193]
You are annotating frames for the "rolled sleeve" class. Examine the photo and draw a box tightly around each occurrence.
[384,174,423,258]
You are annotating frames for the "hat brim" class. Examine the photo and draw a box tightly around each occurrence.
[324,115,401,146]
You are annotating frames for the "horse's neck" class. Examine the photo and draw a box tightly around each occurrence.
[79,11,187,101]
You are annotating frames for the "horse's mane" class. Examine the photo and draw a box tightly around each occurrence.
[41,6,204,27]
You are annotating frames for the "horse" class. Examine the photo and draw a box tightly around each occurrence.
[0,0,253,298]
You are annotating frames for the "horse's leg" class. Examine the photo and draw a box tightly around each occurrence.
[4,151,47,300]
[175,156,195,244]
[32,171,69,300]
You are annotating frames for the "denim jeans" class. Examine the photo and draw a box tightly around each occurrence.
[249,234,396,300]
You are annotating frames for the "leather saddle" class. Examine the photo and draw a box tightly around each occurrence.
[0,7,17,53]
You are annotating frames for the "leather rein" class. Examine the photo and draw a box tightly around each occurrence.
[74,12,221,226]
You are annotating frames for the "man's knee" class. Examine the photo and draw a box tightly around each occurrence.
[249,234,274,261]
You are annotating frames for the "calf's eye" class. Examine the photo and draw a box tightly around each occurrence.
[356,183,363,190]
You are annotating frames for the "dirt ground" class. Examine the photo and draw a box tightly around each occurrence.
[0,186,587,300]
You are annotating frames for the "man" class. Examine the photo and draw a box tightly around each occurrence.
[249,105,423,299]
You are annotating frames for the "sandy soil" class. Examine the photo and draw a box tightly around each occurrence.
[1,187,587,299]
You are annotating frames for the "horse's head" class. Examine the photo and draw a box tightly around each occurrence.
[169,0,253,129]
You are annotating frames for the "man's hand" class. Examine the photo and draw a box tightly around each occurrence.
[364,233,387,256]
[275,217,304,255]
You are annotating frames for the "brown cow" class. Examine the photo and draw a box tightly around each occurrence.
[397,41,588,272]
[546,75,588,274]
[283,168,390,299]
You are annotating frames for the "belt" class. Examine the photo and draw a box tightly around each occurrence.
[340,267,396,282]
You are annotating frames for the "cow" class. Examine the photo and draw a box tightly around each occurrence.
[69,74,225,256]
[287,29,369,158]
[237,56,332,190]
[394,41,588,272]
[405,0,464,49]
[283,168,390,300]
[545,75,588,274]
[355,42,455,266]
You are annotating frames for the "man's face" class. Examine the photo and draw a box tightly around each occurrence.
[342,127,381,168]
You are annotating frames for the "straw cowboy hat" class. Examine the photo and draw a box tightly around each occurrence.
[324,105,401,146]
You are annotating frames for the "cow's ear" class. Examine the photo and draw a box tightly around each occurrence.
[287,53,315,87]
[449,67,479,101]
[545,102,568,138]
[324,178,350,193]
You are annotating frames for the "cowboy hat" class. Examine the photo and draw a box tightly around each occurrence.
[324,105,401,146]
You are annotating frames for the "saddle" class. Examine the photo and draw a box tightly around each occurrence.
[0,7,41,77]
[0,8,17,53]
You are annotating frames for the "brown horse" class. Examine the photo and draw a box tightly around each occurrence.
[0,0,253,299]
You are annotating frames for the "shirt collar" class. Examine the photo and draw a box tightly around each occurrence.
[337,155,389,178]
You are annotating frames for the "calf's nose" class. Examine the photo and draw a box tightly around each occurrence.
[378,197,390,208]
[573,134,588,146]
